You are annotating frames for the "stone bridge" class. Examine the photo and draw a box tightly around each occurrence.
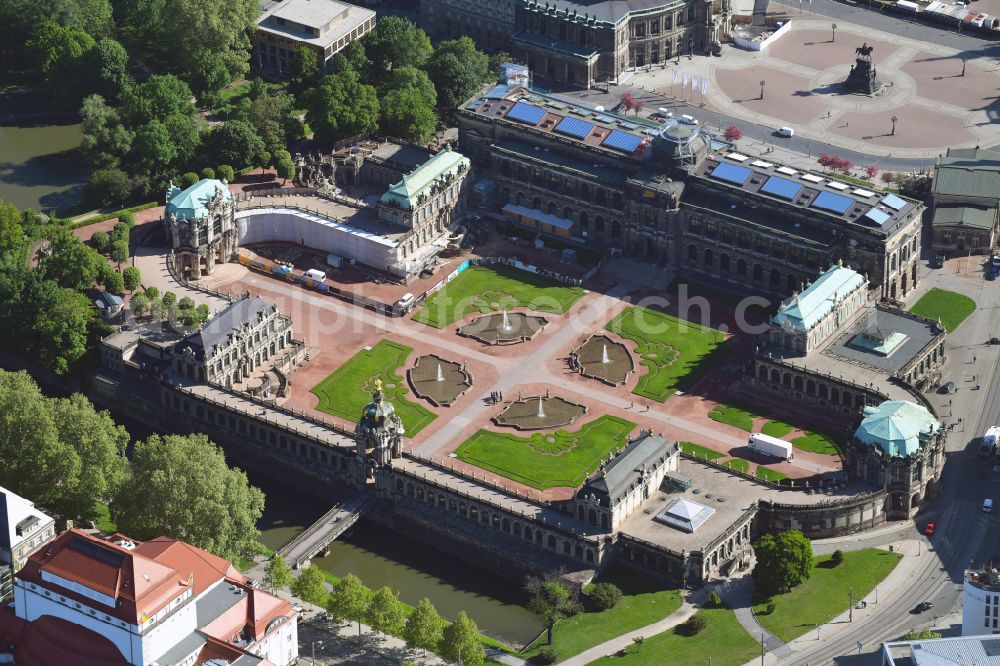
[278,493,376,568]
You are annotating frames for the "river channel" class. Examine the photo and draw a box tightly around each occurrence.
[249,471,542,647]
[0,122,88,213]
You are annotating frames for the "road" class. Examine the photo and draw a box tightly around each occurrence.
[773,266,1000,664]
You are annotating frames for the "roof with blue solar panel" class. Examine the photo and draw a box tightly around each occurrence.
[505,101,546,125]
[554,116,595,139]
[602,130,643,153]
[694,152,920,230]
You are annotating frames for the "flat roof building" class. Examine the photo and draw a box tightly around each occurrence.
[930,147,1000,254]
[253,0,376,78]
[883,634,1000,665]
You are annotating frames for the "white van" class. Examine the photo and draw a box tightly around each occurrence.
[985,498,994,513]
[679,114,699,125]
[777,127,795,137]
[303,269,326,282]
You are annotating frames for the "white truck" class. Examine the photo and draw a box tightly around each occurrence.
[748,433,794,462]
[982,426,1000,456]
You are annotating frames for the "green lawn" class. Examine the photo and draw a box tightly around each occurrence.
[92,501,117,533]
[791,431,840,456]
[412,265,586,329]
[909,287,976,332]
[708,404,756,431]
[756,466,787,482]
[606,307,726,402]
[521,569,682,662]
[753,549,902,642]
[310,339,436,435]
[726,459,749,473]
[454,416,636,489]
[680,441,725,460]
[761,420,794,438]
[589,606,760,666]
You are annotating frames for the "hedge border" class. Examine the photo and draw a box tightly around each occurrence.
[64,201,159,229]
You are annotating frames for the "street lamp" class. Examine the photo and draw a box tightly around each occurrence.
[891,115,898,135]
[759,80,766,100]
[832,23,838,43]
[961,57,967,77]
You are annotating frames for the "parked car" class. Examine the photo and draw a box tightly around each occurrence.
[912,601,933,614]
[938,381,956,394]
[985,498,994,513]
[776,126,795,137]
[679,114,699,125]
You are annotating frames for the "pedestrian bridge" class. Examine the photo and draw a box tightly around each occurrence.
[278,493,376,568]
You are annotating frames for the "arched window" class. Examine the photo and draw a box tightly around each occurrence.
[688,244,698,261]
[737,258,747,276]
[611,220,621,238]
[532,196,541,210]
[595,216,605,232]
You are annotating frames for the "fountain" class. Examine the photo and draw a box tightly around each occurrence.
[537,396,545,418]
[501,309,512,332]
[493,395,587,430]
[601,344,610,364]
[408,354,473,407]
[436,363,445,382]
[457,311,548,345]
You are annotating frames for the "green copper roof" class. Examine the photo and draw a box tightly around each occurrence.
[379,146,469,210]
[166,179,233,221]
[772,264,865,333]
[854,400,939,457]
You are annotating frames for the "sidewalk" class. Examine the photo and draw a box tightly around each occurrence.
[741,539,925,665]
[557,587,710,666]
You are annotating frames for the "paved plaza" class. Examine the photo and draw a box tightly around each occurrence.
[628,18,1000,158]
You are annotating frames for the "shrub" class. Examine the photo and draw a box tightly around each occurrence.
[830,549,844,567]
[765,602,776,615]
[709,591,722,608]
[144,286,159,300]
[200,167,216,181]
[91,231,110,253]
[111,221,130,244]
[118,211,136,228]
[587,582,623,611]
[122,267,142,292]
[678,614,707,636]
[162,291,177,308]
[532,648,558,665]
[111,239,129,265]
[723,126,743,141]
[104,270,125,295]
[180,172,199,188]
[864,165,879,180]
[881,171,896,184]
[217,164,235,182]
[178,296,195,310]
[87,167,132,207]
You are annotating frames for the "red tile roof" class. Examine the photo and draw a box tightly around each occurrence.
[1,611,129,666]
[134,536,245,596]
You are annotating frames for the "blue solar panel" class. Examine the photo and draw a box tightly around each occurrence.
[484,84,511,99]
[760,176,802,200]
[554,117,594,139]
[602,130,643,153]
[812,191,853,215]
[710,162,752,186]
[506,101,545,125]
[864,208,891,225]
[881,193,906,211]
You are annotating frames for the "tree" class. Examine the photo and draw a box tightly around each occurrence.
[111,239,129,266]
[291,564,328,606]
[427,52,482,109]
[195,303,210,324]
[305,70,380,144]
[432,36,489,82]
[440,611,484,665]
[262,554,294,594]
[830,549,844,567]
[388,66,437,108]
[367,586,405,637]
[881,171,896,184]
[404,598,445,655]
[0,199,24,257]
[161,291,177,308]
[217,164,235,182]
[678,614,707,636]
[527,578,579,645]
[381,88,436,144]
[200,167,215,180]
[289,47,321,98]
[27,21,95,103]
[122,74,196,126]
[87,167,132,207]
[274,150,296,184]
[144,285,159,300]
[80,95,133,170]
[90,230,110,253]
[103,269,125,295]
[489,51,515,77]
[163,112,203,167]
[48,393,128,518]
[362,16,432,79]
[209,120,266,169]
[327,573,370,634]
[180,172,199,188]
[39,229,104,291]
[587,582,623,611]
[709,591,722,607]
[122,266,141,291]
[864,165,880,181]
[111,433,266,561]
[752,530,813,596]
[246,93,302,156]
[30,284,95,375]
[187,48,231,107]
[86,37,132,102]
[133,119,176,178]
[904,628,942,640]
[131,291,149,316]
[723,125,743,141]
[620,93,638,114]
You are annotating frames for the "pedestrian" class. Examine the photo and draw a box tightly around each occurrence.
[499,391,503,401]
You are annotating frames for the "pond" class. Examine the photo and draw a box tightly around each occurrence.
[0,122,88,213]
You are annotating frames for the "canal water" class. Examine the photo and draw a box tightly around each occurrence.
[0,123,88,213]
[250,471,543,647]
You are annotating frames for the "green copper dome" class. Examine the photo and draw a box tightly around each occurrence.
[854,400,939,457]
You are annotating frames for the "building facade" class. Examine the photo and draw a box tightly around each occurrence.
[457,84,924,300]
[252,0,376,78]
[0,487,54,599]
[963,568,1000,636]
[12,529,297,666]
[419,0,516,51]
[931,147,1000,254]
[769,263,869,356]
[846,400,944,519]
[165,179,237,282]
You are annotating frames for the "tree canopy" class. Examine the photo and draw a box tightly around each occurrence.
[752,530,814,596]
[262,554,294,594]
[362,17,432,79]
[526,578,580,645]
[328,573,371,634]
[440,611,484,665]
[111,433,265,562]
[305,70,379,144]
[404,598,445,655]
[208,120,266,169]
[291,564,328,606]
[381,87,436,144]
[367,586,405,637]
[427,37,490,109]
